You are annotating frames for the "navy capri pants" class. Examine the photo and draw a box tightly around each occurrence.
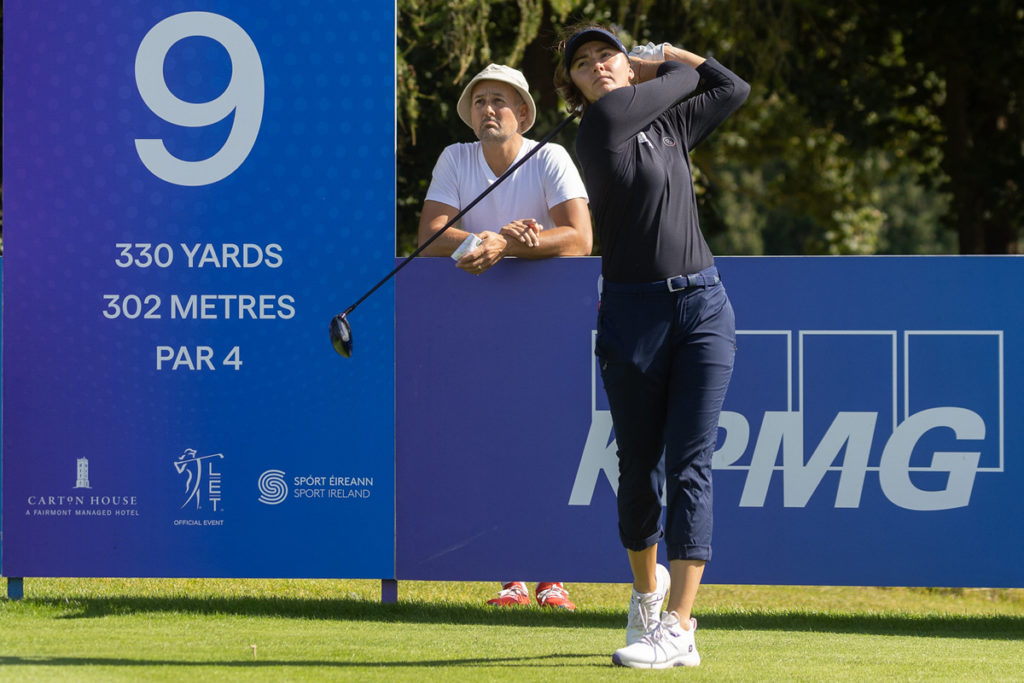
[596,265,736,562]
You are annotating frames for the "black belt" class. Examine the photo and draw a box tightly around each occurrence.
[603,266,720,293]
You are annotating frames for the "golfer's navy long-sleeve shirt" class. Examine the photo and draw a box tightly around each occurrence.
[575,59,750,282]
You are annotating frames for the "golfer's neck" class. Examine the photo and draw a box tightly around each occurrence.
[481,135,524,177]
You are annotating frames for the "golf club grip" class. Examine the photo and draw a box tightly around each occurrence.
[342,111,581,315]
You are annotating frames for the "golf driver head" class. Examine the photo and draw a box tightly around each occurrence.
[329,313,353,358]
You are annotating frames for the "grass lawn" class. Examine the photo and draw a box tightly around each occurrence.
[1,578,1023,681]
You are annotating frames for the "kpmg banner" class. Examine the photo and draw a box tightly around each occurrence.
[397,257,1023,587]
[3,1,395,577]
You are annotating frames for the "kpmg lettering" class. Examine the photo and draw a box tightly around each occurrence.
[570,329,1001,512]
[571,407,987,512]
[717,407,983,511]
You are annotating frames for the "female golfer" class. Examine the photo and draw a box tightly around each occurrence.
[556,25,749,668]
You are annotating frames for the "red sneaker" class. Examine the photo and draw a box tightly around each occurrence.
[487,581,530,607]
[536,582,576,610]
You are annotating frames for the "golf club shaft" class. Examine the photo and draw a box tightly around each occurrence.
[339,111,581,318]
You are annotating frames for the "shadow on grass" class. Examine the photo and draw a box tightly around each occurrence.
[0,653,606,669]
[25,595,1024,640]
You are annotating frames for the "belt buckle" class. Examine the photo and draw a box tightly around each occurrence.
[666,276,687,292]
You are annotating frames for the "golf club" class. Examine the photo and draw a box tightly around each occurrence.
[330,109,581,358]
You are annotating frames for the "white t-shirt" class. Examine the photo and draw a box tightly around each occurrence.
[424,139,588,234]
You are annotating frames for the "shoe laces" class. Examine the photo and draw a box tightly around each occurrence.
[641,624,663,646]
[496,582,528,599]
[642,615,692,646]
[642,620,673,645]
[629,590,663,631]
[536,583,568,602]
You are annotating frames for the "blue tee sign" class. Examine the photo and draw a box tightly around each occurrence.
[3,1,396,578]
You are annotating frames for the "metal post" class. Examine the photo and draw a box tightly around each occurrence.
[381,579,397,603]
[7,577,24,600]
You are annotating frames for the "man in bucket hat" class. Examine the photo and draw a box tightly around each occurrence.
[417,64,592,276]
[414,65,591,609]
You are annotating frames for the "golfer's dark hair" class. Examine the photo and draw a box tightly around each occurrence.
[553,21,619,114]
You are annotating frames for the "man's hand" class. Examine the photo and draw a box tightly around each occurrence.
[456,231,508,274]
[500,219,543,248]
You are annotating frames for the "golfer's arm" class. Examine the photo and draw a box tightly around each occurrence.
[504,198,593,258]
[663,44,706,69]
[633,47,706,84]
[417,200,473,256]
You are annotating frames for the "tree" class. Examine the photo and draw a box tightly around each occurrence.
[781,1,1024,253]
[396,0,1022,255]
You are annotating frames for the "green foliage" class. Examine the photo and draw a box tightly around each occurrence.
[396,0,1022,255]
[783,1,1024,253]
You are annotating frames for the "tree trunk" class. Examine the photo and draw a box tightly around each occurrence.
[941,25,1019,254]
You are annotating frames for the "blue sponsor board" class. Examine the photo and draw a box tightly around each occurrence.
[0,259,2,572]
[397,256,1024,587]
[3,1,395,577]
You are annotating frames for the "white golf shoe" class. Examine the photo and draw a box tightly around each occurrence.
[613,611,700,669]
[625,563,670,645]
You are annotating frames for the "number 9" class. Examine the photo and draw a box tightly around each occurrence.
[135,12,264,186]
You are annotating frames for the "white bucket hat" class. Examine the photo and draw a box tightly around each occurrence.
[456,64,537,134]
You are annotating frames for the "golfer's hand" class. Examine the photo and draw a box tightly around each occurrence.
[456,231,507,275]
[629,42,667,61]
[500,219,543,248]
